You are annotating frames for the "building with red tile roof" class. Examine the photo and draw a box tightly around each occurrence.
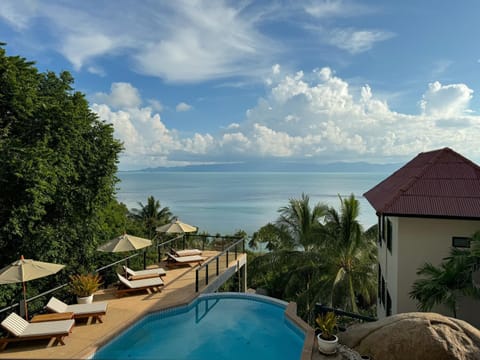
[364,147,480,326]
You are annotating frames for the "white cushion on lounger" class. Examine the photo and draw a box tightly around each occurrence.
[117,273,164,289]
[175,249,202,257]
[46,296,108,316]
[1,313,74,337]
[123,266,166,277]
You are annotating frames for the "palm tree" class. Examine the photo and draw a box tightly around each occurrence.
[131,196,172,239]
[276,193,328,251]
[322,194,377,312]
[410,235,480,318]
[249,193,377,322]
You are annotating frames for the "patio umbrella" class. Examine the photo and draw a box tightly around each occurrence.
[97,234,152,252]
[0,255,65,319]
[97,233,152,270]
[155,219,197,234]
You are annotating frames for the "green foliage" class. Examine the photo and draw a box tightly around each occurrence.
[410,232,480,318]
[131,196,172,239]
[248,193,377,324]
[69,273,102,297]
[315,312,337,340]
[0,45,122,303]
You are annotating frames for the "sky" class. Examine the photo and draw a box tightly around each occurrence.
[2,0,480,170]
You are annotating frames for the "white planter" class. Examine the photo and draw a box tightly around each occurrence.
[77,294,93,304]
[317,333,338,355]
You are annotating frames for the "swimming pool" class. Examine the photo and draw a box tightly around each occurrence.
[93,293,305,360]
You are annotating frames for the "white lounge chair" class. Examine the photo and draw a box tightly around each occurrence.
[0,312,74,350]
[166,253,204,267]
[171,248,202,257]
[45,297,107,324]
[122,265,166,280]
[116,273,164,297]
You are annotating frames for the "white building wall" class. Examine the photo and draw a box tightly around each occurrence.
[394,217,480,326]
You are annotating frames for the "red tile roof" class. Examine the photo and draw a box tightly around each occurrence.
[363,147,480,219]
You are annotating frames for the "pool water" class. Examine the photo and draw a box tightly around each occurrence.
[93,294,305,360]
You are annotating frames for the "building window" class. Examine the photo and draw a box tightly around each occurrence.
[381,276,386,306]
[378,264,382,304]
[452,236,471,248]
[386,291,392,316]
[386,218,393,253]
[378,216,383,246]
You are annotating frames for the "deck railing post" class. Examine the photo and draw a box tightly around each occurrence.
[195,269,199,292]
[216,257,219,276]
[205,265,209,286]
[226,251,229,267]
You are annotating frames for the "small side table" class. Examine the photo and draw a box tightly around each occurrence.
[31,312,74,323]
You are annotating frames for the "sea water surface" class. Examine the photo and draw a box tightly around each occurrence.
[116,172,387,236]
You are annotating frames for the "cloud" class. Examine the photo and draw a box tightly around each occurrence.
[93,83,142,109]
[0,1,393,82]
[304,0,374,18]
[0,0,38,30]
[420,81,473,117]
[176,102,192,112]
[147,99,164,112]
[327,28,394,54]
[93,71,480,170]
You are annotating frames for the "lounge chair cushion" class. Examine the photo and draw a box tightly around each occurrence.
[46,296,107,316]
[174,249,202,257]
[1,313,28,336]
[117,273,164,289]
[45,297,68,313]
[123,266,166,278]
[167,253,204,263]
[1,313,74,337]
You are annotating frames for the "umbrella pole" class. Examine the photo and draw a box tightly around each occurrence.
[143,250,147,270]
[22,281,28,320]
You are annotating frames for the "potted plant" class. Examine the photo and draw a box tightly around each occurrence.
[69,273,102,304]
[315,311,338,355]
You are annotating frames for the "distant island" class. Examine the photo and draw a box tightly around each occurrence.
[128,161,404,173]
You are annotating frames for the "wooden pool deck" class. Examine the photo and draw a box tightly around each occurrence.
[0,250,324,360]
[0,250,248,359]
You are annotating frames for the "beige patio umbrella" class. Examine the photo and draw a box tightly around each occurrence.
[97,233,152,252]
[0,255,65,319]
[97,233,152,270]
[155,219,197,234]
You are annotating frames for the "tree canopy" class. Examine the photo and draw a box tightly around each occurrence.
[0,46,123,301]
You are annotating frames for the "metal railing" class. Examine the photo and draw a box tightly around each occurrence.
[315,303,377,324]
[195,237,245,292]
[0,252,143,321]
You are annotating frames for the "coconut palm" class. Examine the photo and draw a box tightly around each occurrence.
[249,193,377,322]
[276,193,328,251]
[322,194,377,312]
[131,196,172,239]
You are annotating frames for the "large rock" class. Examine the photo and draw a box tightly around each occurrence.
[338,312,480,360]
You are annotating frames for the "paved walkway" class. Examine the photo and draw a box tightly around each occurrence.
[0,251,245,359]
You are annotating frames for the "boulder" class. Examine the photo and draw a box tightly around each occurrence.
[338,312,480,360]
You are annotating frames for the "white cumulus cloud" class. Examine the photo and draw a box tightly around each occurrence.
[176,102,192,112]
[420,81,473,117]
[92,72,480,170]
[93,83,142,109]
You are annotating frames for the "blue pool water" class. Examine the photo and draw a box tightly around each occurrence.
[93,293,305,360]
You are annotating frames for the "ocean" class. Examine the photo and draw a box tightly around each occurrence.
[116,172,387,236]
